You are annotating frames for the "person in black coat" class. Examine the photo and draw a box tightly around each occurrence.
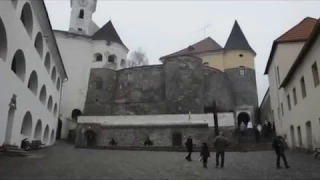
[185,136,193,161]
[272,136,290,168]
[200,142,210,168]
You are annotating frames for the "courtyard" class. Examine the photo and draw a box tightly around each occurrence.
[1,141,320,180]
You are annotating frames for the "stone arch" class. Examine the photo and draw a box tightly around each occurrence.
[0,17,7,61]
[56,119,62,140]
[11,49,26,82]
[237,112,250,127]
[53,103,58,116]
[94,53,102,62]
[306,121,313,150]
[108,54,116,63]
[20,2,33,37]
[44,52,51,72]
[51,66,56,83]
[297,126,302,147]
[34,32,43,58]
[11,0,18,8]
[34,119,42,140]
[56,77,61,91]
[43,125,49,144]
[50,129,55,144]
[27,70,38,95]
[39,85,47,104]
[47,96,53,112]
[71,109,82,121]
[290,125,296,148]
[120,59,126,67]
[21,111,33,137]
[4,107,15,144]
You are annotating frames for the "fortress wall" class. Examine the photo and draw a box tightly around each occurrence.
[203,67,235,111]
[164,56,204,114]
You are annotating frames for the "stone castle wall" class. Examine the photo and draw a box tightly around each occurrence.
[83,55,258,116]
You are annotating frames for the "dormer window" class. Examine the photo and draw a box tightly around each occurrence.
[79,9,84,19]
[188,46,194,51]
[203,62,209,66]
[239,66,246,76]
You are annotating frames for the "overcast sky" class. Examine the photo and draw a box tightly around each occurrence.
[44,0,320,104]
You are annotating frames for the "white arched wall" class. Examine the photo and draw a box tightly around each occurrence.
[0,1,62,146]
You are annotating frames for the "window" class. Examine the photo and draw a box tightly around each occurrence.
[287,94,291,110]
[96,77,102,89]
[95,53,102,62]
[20,3,33,37]
[239,66,245,76]
[79,9,84,19]
[293,88,297,105]
[312,62,319,87]
[203,62,209,66]
[281,103,284,116]
[300,76,307,98]
[108,55,116,63]
[276,66,280,85]
[78,28,82,31]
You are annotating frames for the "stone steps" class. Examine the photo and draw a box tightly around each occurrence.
[0,145,29,157]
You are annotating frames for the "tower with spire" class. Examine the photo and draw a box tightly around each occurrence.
[69,0,98,35]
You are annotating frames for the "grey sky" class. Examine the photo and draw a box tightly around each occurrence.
[44,0,320,104]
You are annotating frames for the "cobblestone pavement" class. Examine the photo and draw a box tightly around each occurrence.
[1,141,320,180]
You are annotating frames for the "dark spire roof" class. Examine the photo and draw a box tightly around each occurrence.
[91,20,128,50]
[160,37,223,60]
[224,20,255,54]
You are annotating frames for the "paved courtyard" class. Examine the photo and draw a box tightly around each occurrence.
[1,141,320,180]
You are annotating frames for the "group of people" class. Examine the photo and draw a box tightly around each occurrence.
[185,132,290,169]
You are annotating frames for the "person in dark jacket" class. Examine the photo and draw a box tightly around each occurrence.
[272,136,290,168]
[200,142,210,168]
[185,136,193,161]
[213,132,228,168]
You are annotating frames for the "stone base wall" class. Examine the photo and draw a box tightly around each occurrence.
[75,123,236,148]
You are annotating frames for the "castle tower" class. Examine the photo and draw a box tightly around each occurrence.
[223,20,259,125]
[69,0,97,35]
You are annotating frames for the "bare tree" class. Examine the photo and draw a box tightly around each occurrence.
[127,48,149,67]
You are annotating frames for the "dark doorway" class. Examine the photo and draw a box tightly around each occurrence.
[71,109,82,121]
[85,130,97,147]
[237,112,250,127]
[172,132,182,147]
[56,119,62,140]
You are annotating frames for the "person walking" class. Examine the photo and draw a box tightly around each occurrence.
[240,122,247,136]
[200,142,210,168]
[213,132,228,168]
[272,136,290,169]
[185,136,193,161]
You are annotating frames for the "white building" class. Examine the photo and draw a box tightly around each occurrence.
[54,0,129,139]
[0,0,67,147]
[264,17,320,151]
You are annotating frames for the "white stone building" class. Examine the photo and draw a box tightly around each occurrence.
[0,0,67,146]
[54,0,129,139]
[264,17,320,151]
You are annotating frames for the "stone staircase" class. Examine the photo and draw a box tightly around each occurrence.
[0,145,29,157]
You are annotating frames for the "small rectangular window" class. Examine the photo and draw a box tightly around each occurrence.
[281,103,284,116]
[312,62,319,87]
[300,76,307,98]
[239,66,245,76]
[293,88,297,105]
[78,28,82,31]
[79,9,84,19]
[287,94,291,110]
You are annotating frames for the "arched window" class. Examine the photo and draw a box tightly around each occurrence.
[20,2,33,37]
[120,59,126,68]
[108,55,116,63]
[0,17,7,61]
[34,119,42,140]
[27,71,38,95]
[39,85,47,104]
[53,103,58,117]
[56,77,61,91]
[79,9,84,19]
[43,125,49,143]
[71,109,82,122]
[44,52,51,72]
[47,96,53,112]
[34,32,43,58]
[21,111,33,137]
[94,53,102,62]
[11,50,26,82]
[51,66,57,83]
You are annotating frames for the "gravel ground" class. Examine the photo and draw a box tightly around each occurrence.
[1,141,320,180]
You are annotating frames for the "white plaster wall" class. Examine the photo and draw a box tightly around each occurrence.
[78,113,235,127]
[0,0,63,146]
[55,32,128,138]
[280,32,320,149]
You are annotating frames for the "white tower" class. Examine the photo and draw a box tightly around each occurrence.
[69,0,97,35]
